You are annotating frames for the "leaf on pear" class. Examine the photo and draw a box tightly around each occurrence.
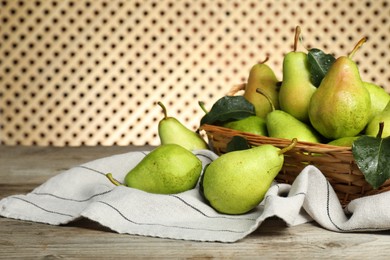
[308,48,336,87]
[352,135,390,189]
[200,96,255,126]
[226,136,251,153]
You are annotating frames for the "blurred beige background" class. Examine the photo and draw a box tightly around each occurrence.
[1,0,389,146]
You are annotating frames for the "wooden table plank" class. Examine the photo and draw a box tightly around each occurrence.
[1,145,390,259]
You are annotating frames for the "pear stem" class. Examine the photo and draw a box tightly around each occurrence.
[293,26,301,52]
[348,37,367,59]
[198,101,209,114]
[377,121,384,138]
[106,173,123,186]
[278,138,298,155]
[157,101,168,119]
[256,88,275,112]
[260,56,269,64]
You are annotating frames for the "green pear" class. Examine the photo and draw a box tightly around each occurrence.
[278,26,316,122]
[364,81,390,120]
[201,139,297,214]
[365,101,390,138]
[243,58,280,118]
[327,136,359,147]
[258,89,322,143]
[223,116,267,136]
[158,102,208,151]
[308,38,371,139]
[106,144,203,194]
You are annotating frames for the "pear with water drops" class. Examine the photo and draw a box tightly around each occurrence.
[308,38,371,139]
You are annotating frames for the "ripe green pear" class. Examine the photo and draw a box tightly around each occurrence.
[243,60,280,118]
[327,136,359,147]
[279,26,316,123]
[107,144,203,194]
[365,101,390,138]
[158,102,208,151]
[364,81,390,120]
[308,38,371,139]
[266,110,322,143]
[223,116,267,136]
[201,140,297,214]
[257,88,322,143]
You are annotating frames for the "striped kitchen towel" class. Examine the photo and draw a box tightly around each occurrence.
[1,149,390,242]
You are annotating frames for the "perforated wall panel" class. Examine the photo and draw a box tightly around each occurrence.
[1,0,389,146]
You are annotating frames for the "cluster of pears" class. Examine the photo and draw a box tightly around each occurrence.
[105,101,295,216]
[223,26,390,146]
[106,102,208,194]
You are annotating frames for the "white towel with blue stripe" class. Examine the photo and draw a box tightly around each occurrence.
[1,149,390,242]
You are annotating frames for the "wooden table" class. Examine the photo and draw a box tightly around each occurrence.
[1,145,390,259]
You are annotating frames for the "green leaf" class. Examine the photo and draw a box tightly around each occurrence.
[308,48,336,87]
[226,136,251,152]
[200,96,255,126]
[352,136,390,189]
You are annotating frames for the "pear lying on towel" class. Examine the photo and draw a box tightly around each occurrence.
[106,144,202,194]
[200,139,297,214]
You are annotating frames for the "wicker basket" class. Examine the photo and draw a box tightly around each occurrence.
[200,124,390,207]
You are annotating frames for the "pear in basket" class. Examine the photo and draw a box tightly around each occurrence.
[365,101,390,138]
[223,116,268,136]
[308,38,371,139]
[257,89,322,143]
[363,81,390,121]
[327,136,359,147]
[278,26,316,123]
[242,57,280,118]
[106,144,202,194]
[157,102,208,151]
[200,139,297,214]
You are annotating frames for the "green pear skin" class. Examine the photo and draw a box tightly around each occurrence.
[158,102,208,151]
[279,52,316,123]
[365,101,390,138]
[364,81,390,120]
[327,136,359,147]
[266,110,322,143]
[308,56,371,139]
[223,116,268,136]
[202,145,284,214]
[243,63,280,118]
[125,144,202,194]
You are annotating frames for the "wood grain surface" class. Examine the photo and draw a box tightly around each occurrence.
[1,145,390,259]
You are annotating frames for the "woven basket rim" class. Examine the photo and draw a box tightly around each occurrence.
[200,124,353,153]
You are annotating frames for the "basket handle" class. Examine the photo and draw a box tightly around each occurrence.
[227,83,246,96]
